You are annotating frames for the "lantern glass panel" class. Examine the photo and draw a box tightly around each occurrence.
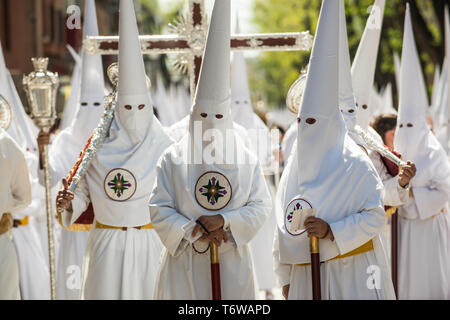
[31,87,52,116]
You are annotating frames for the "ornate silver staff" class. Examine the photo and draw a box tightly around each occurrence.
[354,125,406,167]
[23,57,59,300]
[65,62,118,194]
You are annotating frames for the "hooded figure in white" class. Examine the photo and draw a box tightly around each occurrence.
[394,4,450,300]
[381,83,396,115]
[0,41,51,300]
[433,58,448,150]
[59,45,82,132]
[148,0,272,300]
[0,128,32,300]
[36,0,105,300]
[273,0,395,300]
[231,16,278,294]
[351,0,385,143]
[58,0,173,300]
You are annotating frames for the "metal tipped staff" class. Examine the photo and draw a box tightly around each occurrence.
[210,242,222,300]
[310,236,321,300]
[23,58,59,299]
[391,210,398,298]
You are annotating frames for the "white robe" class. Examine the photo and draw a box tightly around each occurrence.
[397,148,450,300]
[281,122,296,168]
[11,151,51,300]
[273,141,396,300]
[369,150,410,259]
[148,137,272,299]
[167,114,278,292]
[39,135,90,300]
[0,231,20,300]
[60,172,164,300]
[0,130,32,300]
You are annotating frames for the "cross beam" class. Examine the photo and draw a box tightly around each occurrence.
[83,0,313,96]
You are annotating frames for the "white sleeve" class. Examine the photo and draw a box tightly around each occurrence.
[329,183,387,255]
[413,185,449,220]
[413,154,450,220]
[148,154,191,257]
[60,175,90,228]
[273,229,292,287]
[220,164,272,247]
[383,176,409,207]
[9,150,32,215]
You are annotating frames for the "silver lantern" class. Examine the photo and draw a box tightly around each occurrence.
[23,57,58,300]
[23,57,58,129]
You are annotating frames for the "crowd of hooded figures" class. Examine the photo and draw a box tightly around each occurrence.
[1,0,450,300]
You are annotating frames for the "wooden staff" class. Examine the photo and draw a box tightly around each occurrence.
[310,236,321,300]
[391,210,398,298]
[210,242,222,300]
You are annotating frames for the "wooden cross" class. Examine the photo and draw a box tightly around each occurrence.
[83,0,313,97]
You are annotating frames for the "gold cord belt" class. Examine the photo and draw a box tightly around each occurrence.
[0,213,13,235]
[95,221,154,231]
[296,240,374,267]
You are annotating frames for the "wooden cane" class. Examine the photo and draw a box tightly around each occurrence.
[391,210,398,299]
[210,242,222,300]
[310,236,321,300]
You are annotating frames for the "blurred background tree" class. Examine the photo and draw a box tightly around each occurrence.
[250,0,450,109]
[137,0,185,88]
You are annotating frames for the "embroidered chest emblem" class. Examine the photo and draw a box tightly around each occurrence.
[195,171,232,211]
[104,168,137,202]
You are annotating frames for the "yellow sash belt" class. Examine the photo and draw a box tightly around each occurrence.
[95,221,154,231]
[56,211,93,232]
[14,216,29,227]
[296,240,374,267]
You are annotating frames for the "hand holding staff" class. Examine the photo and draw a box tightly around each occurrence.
[56,178,74,212]
[194,217,224,300]
[305,217,331,300]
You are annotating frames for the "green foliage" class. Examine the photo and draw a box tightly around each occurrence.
[251,0,445,108]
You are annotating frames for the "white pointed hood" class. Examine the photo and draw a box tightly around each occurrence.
[296,0,342,185]
[276,0,384,265]
[114,0,155,144]
[81,0,173,228]
[394,4,445,185]
[188,0,235,166]
[230,14,271,165]
[0,42,38,152]
[190,0,232,134]
[433,59,448,134]
[445,5,450,152]
[69,0,105,143]
[381,83,396,114]
[431,64,441,111]
[394,51,401,92]
[338,0,364,147]
[231,16,253,122]
[59,46,82,131]
[49,0,106,175]
[351,0,386,131]
[152,73,173,126]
